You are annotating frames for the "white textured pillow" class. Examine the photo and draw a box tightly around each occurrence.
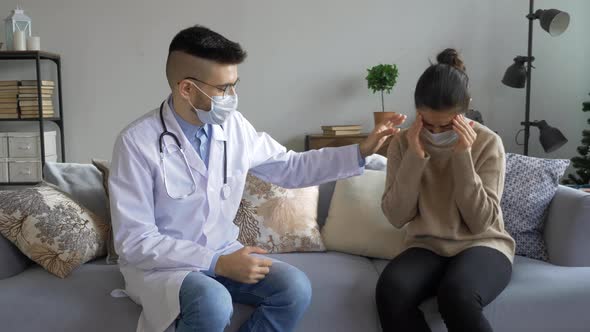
[234,174,325,253]
[321,170,405,259]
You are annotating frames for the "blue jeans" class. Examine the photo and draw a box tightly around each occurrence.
[176,259,312,332]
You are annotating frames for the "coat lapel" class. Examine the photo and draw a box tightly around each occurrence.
[206,124,228,188]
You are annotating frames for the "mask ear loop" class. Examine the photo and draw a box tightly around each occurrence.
[186,80,215,102]
[180,80,215,112]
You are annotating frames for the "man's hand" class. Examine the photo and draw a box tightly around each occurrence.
[453,114,476,153]
[407,114,425,159]
[215,246,273,284]
[359,113,407,158]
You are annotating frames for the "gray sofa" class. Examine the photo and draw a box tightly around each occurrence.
[1,173,590,332]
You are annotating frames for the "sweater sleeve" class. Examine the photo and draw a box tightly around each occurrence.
[451,136,506,235]
[381,133,430,228]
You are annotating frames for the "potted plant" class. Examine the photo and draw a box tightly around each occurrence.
[366,63,399,126]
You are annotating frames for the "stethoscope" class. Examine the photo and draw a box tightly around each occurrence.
[158,101,230,200]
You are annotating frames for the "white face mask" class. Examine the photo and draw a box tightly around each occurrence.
[186,81,238,125]
[421,129,458,146]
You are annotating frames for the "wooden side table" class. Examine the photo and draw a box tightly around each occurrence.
[305,134,390,156]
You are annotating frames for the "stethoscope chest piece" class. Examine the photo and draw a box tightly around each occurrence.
[221,183,231,200]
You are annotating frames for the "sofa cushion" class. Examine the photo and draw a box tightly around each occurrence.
[501,153,569,261]
[0,259,139,332]
[372,256,590,332]
[322,170,405,259]
[0,252,381,332]
[227,252,382,332]
[317,154,387,228]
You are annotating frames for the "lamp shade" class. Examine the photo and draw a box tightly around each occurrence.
[502,59,527,88]
[536,9,570,36]
[535,120,568,152]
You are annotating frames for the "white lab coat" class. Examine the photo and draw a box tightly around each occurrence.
[108,100,364,332]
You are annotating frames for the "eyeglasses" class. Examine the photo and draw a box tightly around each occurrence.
[183,76,240,98]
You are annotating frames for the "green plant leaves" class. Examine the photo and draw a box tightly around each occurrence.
[366,64,399,94]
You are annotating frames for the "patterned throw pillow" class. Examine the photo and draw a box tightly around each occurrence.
[91,159,118,264]
[501,153,569,261]
[234,174,326,253]
[0,183,108,278]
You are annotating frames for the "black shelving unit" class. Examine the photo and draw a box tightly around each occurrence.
[0,51,66,185]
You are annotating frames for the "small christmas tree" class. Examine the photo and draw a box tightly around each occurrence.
[564,93,590,185]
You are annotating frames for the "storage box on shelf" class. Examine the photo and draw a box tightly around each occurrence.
[0,131,57,183]
[7,155,57,183]
[0,158,7,183]
[0,133,7,157]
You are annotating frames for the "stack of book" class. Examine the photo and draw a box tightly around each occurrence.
[321,125,362,136]
[0,81,19,119]
[18,80,56,119]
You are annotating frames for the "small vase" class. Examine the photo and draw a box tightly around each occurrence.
[373,112,398,127]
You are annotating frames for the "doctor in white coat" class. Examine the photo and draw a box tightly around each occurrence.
[109,25,406,332]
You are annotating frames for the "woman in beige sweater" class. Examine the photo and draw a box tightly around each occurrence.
[377,49,515,332]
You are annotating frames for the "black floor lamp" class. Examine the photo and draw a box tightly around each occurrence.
[502,0,570,156]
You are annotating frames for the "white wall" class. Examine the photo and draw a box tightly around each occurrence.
[0,0,588,167]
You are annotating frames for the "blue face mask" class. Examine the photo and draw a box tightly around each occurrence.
[186,81,238,125]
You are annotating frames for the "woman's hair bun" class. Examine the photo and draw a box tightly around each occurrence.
[437,48,465,71]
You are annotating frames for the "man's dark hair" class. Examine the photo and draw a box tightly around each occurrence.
[168,25,247,64]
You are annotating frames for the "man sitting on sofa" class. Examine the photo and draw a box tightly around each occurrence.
[108,24,406,332]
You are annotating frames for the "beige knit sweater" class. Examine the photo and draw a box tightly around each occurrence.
[381,123,515,262]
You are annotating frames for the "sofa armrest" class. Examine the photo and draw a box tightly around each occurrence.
[544,185,590,267]
[0,234,31,279]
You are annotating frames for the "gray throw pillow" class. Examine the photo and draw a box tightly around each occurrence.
[44,162,109,221]
[501,153,569,261]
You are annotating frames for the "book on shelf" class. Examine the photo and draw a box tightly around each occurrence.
[0,97,18,102]
[0,80,19,87]
[18,87,55,94]
[20,109,54,113]
[0,114,18,119]
[20,110,54,115]
[18,93,53,99]
[19,106,55,111]
[322,130,362,136]
[0,109,18,114]
[20,80,55,87]
[20,115,55,119]
[0,104,18,111]
[20,112,55,115]
[19,100,53,107]
[20,109,55,114]
[321,125,362,131]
